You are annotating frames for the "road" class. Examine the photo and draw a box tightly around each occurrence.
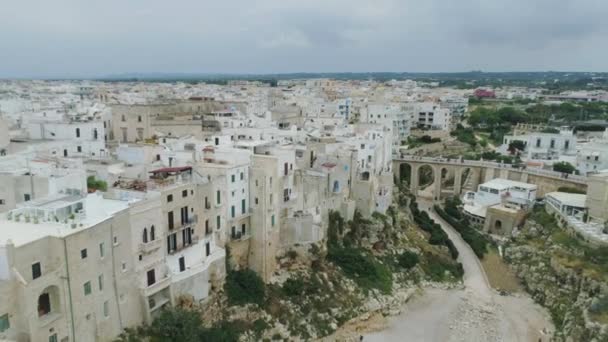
[365,201,553,342]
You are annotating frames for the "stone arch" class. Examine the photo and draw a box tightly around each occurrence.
[399,163,412,187]
[416,164,436,199]
[38,285,61,317]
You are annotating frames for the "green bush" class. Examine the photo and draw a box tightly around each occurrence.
[328,247,392,294]
[398,251,420,270]
[114,307,242,342]
[225,269,266,306]
[553,161,577,174]
[282,277,306,297]
[87,176,108,191]
[423,253,464,281]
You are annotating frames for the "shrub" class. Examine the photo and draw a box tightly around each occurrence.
[87,176,108,191]
[423,253,464,281]
[328,247,392,294]
[398,251,419,270]
[225,269,266,306]
[553,161,576,174]
[282,277,306,297]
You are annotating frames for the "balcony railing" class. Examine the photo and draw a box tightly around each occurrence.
[138,238,163,254]
[142,275,171,297]
[230,231,250,241]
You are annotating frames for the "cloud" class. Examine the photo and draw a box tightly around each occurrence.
[0,0,606,77]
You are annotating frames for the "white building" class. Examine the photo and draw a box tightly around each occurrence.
[462,178,537,225]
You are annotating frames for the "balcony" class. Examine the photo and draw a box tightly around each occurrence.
[141,275,171,297]
[175,215,198,230]
[230,231,250,241]
[138,238,163,254]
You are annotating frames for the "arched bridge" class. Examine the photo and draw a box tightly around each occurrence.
[393,156,588,200]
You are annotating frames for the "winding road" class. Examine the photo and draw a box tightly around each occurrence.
[365,200,553,342]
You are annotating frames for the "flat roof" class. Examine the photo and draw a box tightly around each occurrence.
[1,193,132,247]
[480,178,537,190]
[546,192,587,208]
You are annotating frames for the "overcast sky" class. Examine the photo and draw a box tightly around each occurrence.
[1,0,607,78]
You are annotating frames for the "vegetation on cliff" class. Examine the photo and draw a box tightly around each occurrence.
[504,207,608,341]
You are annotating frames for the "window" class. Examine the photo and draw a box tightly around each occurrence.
[24,193,31,202]
[113,236,118,245]
[550,139,555,148]
[271,215,275,227]
[216,215,221,230]
[121,262,127,272]
[240,172,244,180]
[182,189,188,198]
[81,249,87,259]
[167,233,177,254]
[103,301,109,318]
[76,128,80,138]
[168,211,174,230]
[255,197,259,205]
[0,199,4,205]
[0,313,9,332]
[38,293,51,316]
[121,114,126,122]
[77,146,82,153]
[96,274,104,291]
[150,226,155,241]
[231,206,235,218]
[179,257,186,272]
[231,174,236,183]
[241,224,246,235]
[536,138,541,147]
[138,115,142,122]
[99,242,105,258]
[32,262,41,280]
[167,194,173,202]
[216,190,221,204]
[205,242,210,256]
[84,281,92,295]
[147,269,156,286]
[241,199,246,214]
[49,334,58,342]
[565,140,570,150]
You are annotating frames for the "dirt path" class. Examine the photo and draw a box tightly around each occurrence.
[365,201,553,342]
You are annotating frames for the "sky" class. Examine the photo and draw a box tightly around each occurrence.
[1,0,607,78]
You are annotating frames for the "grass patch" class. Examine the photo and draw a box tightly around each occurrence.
[480,247,521,292]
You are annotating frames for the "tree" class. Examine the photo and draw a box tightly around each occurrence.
[497,107,526,125]
[508,140,526,154]
[146,308,202,342]
[553,161,576,174]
